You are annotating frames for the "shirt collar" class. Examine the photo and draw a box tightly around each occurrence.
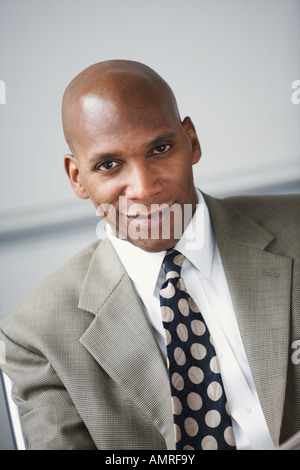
[176,190,215,279]
[107,189,215,297]
[106,227,165,298]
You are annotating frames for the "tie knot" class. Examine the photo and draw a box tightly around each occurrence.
[162,249,185,279]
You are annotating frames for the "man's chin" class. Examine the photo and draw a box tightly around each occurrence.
[126,236,179,253]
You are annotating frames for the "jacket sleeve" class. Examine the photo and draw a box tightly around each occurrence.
[0,328,96,450]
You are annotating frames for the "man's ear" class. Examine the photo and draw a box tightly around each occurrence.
[64,154,90,200]
[182,117,202,165]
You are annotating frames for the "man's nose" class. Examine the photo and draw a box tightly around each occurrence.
[124,162,162,201]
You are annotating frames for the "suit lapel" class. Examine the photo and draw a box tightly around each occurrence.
[205,194,292,445]
[78,238,175,449]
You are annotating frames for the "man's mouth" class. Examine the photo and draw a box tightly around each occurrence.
[125,203,173,229]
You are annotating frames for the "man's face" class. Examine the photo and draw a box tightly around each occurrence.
[65,93,201,252]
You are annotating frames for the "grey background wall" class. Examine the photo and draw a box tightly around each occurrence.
[0,0,299,449]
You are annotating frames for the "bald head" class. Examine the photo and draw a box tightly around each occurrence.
[62,60,180,154]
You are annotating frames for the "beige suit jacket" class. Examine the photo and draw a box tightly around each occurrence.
[0,194,299,449]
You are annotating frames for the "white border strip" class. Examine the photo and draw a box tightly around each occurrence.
[2,373,27,450]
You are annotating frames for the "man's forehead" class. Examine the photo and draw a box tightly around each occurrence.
[78,112,181,160]
[69,94,181,159]
[73,82,177,136]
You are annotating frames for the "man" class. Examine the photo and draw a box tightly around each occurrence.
[0,60,299,450]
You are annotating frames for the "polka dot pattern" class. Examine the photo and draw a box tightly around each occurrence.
[160,249,236,450]
[187,392,203,411]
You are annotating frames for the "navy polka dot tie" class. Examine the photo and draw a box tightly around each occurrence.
[159,249,236,450]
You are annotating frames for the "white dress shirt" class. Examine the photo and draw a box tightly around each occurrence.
[107,190,275,450]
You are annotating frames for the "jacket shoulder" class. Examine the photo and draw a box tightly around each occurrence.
[0,240,101,345]
[225,194,300,222]
[222,193,300,257]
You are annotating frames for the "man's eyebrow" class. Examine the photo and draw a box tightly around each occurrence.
[147,132,177,148]
[88,132,178,164]
[88,152,121,164]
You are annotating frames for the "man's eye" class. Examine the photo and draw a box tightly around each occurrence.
[152,144,171,155]
[97,161,118,171]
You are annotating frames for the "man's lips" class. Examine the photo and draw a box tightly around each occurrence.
[124,203,173,219]
[123,203,174,228]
